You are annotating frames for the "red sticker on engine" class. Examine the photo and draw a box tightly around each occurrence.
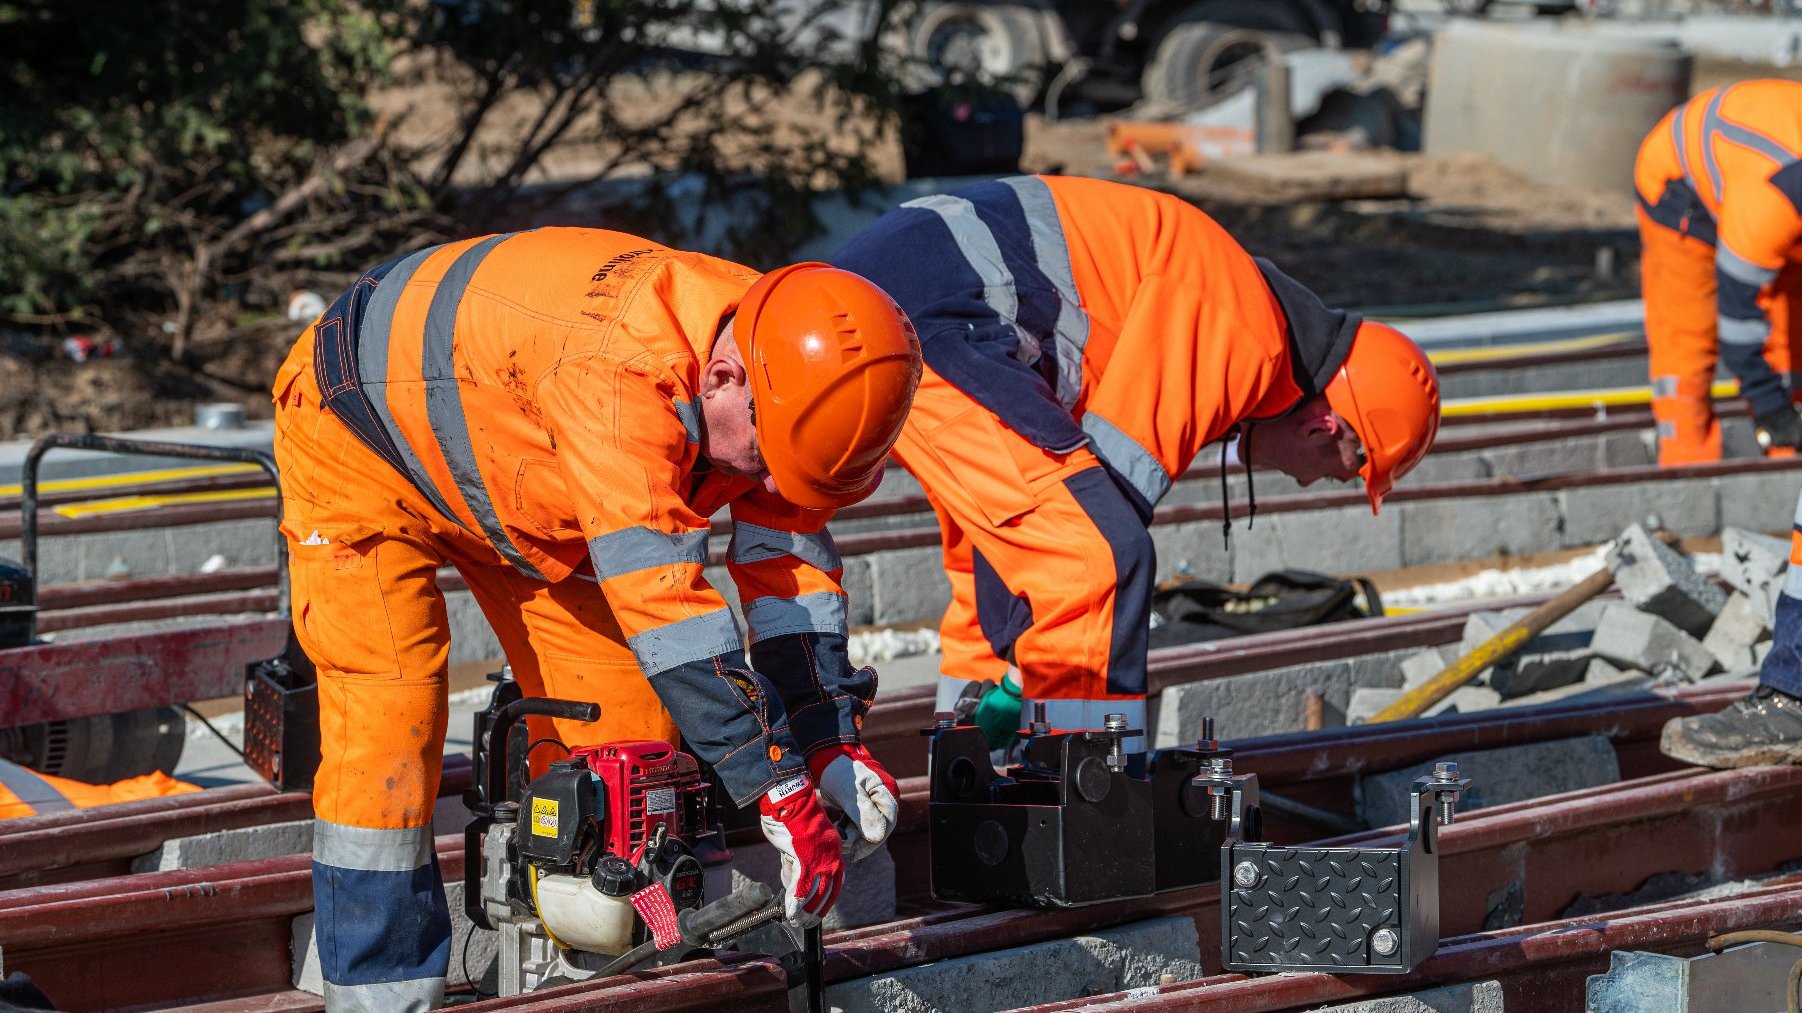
[631,883,683,950]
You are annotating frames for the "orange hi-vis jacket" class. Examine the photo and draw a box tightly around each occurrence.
[310,227,868,801]
[1637,79,1802,420]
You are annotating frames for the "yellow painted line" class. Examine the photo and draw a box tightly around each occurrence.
[1442,379,1739,418]
[52,487,275,519]
[0,462,262,500]
[1426,331,1640,367]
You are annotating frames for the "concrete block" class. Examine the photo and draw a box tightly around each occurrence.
[1488,650,1592,700]
[1397,493,1561,568]
[1400,649,1447,689]
[1348,687,1402,724]
[1308,979,1504,1012]
[1356,734,1620,829]
[1721,527,1789,624]
[725,840,895,932]
[825,915,1201,1013]
[1715,471,1802,535]
[1701,592,1773,671]
[1590,604,1719,681]
[294,877,495,992]
[1503,659,1653,708]
[1558,482,1716,547]
[1428,685,1503,716]
[1458,606,1598,698]
[131,820,312,873]
[1151,648,1417,745]
[444,589,503,666]
[1228,506,1404,584]
[868,547,953,628]
[1149,519,1232,586]
[840,556,876,627]
[1606,524,1726,637]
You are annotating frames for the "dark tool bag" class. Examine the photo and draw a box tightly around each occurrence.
[1149,570,1382,648]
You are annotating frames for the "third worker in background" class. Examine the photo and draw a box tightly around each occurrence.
[1637,79,1802,464]
[831,175,1440,744]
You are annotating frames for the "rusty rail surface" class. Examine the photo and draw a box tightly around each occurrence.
[0,691,1767,1013]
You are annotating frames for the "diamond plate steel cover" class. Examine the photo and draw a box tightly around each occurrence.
[1226,845,1403,968]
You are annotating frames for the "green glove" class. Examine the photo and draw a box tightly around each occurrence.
[972,672,1024,750]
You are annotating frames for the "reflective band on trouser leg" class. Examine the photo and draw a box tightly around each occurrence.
[313,821,449,1012]
[745,591,848,646]
[419,233,549,581]
[0,759,74,815]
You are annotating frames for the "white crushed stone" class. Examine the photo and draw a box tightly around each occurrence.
[849,627,940,667]
[1385,547,1722,610]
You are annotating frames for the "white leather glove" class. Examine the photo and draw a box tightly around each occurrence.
[807,743,900,862]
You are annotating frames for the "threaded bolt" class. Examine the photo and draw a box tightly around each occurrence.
[1208,757,1233,820]
[1202,716,1216,741]
[1433,761,1460,826]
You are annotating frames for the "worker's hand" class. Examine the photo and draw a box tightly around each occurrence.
[808,742,901,862]
[757,776,845,929]
[1756,405,1802,452]
[971,669,1024,750]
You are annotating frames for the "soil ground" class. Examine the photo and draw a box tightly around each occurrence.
[0,112,1639,442]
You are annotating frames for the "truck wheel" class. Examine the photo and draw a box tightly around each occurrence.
[0,706,187,783]
[905,2,1047,107]
[1141,22,1311,109]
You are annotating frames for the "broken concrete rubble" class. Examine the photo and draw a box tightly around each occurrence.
[1700,592,1772,672]
[1357,735,1620,829]
[1720,526,1789,625]
[1589,603,1719,682]
[1606,523,1727,637]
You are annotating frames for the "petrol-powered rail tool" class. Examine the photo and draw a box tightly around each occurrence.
[923,710,1471,974]
[464,679,824,1010]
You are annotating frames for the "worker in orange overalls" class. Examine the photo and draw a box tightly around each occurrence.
[273,229,919,1011]
[832,176,1440,742]
[1636,79,1802,464]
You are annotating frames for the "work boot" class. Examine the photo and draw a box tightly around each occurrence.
[1661,685,1802,768]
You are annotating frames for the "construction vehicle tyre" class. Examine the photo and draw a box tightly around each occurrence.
[0,706,186,783]
[1140,21,1311,109]
[902,2,1047,107]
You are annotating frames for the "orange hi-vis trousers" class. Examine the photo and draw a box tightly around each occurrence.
[894,364,1154,732]
[273,337,678,1012]
[1641,210,1802,464]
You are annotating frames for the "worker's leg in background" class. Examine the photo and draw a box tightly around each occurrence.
[458,562,679,767]
[1663,485,1802,767]
[907,490,1010,714]
[1640,211,1724,465]
[894,369,1152,734]
[275,343,456,1012]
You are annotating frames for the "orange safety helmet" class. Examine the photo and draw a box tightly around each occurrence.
[734,263,922,509]
[1323,321,1440,515]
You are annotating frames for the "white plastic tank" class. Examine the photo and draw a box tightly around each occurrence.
[1423,20,1690,192]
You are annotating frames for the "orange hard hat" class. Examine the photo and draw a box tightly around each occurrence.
[1323,321,1440,515]
[734,263,922,509]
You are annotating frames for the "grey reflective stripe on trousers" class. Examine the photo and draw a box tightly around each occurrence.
[421,233,548,581]
[1080,412,1171,507]
[628,607,743,674]
[745,591,848,645]
[324,978,444,1013]
[314,819,434,872]
[589,527,711,581]
[1718,244,1780,289]
[729,522,843,572]
[1720,314,1771,345]
[359,247,472,533]
[674,396,702,444]
[900,193,1037,365]
[0,758,73,814]
[1001,176,1091,409]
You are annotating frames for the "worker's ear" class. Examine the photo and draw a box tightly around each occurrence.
[700,353,750,398]
[1298,399,1342,439]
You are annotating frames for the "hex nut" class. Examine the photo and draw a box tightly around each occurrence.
[1232,861,1260,888]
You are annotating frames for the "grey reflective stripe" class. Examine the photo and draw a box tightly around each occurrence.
[1719,120,1794,164]
[314,820,433,872]
[0,759,73,814]
[420,233,548,582]
[729,522,843,572]
[1700,88,1730,199]
[1026,697,1146,737]
[359,247,471,532]
[1651,375,1681,399]
[1002,176,1090,409]
[589,527,709,580]
[674,396,702,444]
[1720,314,1770,345]
[323,978,444,1013]
[629,608,743,675]
[1080,412,1171,506]
[1784,564,1802,601]
[745,591,848,645]
[1718,244,1780,288]
[1656,419,1677,440]
[1674,104,1697,195]
[901,194,1036,364]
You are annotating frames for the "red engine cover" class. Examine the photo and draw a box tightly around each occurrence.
[569,741,707,860]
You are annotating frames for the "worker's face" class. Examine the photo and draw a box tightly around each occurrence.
[700,322,780,495]
[1252,400,1364,487]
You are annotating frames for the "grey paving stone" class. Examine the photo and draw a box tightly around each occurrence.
[1305,980,1504,1012]
[1559,481,1717,547]
[1227,506,1404,584]
[868,547,954,627]
[1502,660,1653,709]
[1720,527,1789,626]
[1397,494,1562,568]
[131,819,313,873]
[1356,734,1620,830]
[1400,649,1447,690]
[1149,520,1233,586]
[1606,524,1726,637]
[1590,603,1719,681]
[1701,593,1773,671]
[1715,471,1802,535]
[825,915,1201,1013]
[1151,649,1417,745]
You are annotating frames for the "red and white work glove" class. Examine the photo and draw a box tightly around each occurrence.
[808,743,901,862]
[758,775,846,928]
